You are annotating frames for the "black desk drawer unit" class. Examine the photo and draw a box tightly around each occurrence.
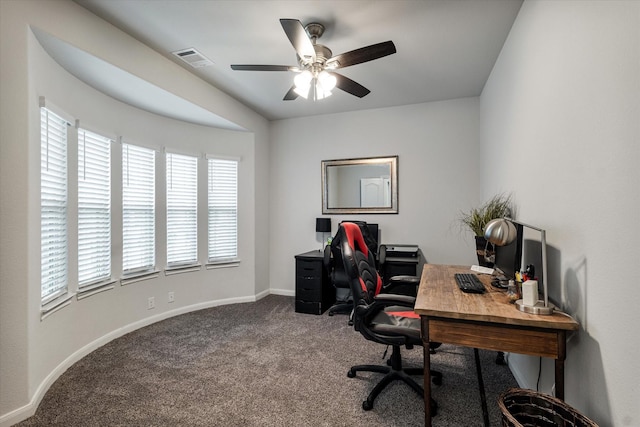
[295,250,334,315]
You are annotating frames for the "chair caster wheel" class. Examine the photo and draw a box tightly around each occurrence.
[328,312,334,316]
[362,400,373,411]
[432,376,442,386]
[347,369,356,378]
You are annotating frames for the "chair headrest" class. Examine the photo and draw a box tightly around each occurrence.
[342,222,370,257]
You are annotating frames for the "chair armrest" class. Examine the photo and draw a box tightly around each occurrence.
[323,244,332,269]
[388,275,420,285]
[355,293,414,319]
[355,293,415,330]
[378,244,387,265]
[373,293,416,307]
[383,275,420,296]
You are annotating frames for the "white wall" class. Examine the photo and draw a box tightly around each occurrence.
[269,98,483,294]
[0,1,270,424]
[480,1,640,425]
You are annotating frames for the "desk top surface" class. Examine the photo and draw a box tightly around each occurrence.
[415,264,579,331]
[295,250,325,260]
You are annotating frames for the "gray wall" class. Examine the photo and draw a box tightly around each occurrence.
[480,1,639,425]
[269,98,482,295]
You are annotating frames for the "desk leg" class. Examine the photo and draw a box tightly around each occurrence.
[555,359,565,400]
[421,317,432,427]
[555,331,567,400]
[474,348,490,427]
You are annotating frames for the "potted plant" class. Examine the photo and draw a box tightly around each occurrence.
[459,193,514,267]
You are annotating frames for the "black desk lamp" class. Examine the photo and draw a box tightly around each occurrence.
[316,218,331,251]
[484,218,555,315]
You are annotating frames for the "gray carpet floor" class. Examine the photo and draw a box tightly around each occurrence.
[17,295,518,426]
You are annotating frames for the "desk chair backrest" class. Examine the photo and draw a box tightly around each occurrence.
[324,221,379,291]
[340,222,383,305]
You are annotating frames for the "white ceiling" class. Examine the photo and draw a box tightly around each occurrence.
[72,0,523,122]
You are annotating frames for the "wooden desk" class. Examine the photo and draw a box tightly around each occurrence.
[414,264,579,426]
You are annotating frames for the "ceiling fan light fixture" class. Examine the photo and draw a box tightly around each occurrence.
[294,70,313,99]
[294,85,310,99]
[312,71,335,100]
[294,70,312,87]
[293,70,335,101]
[318,71,336,91]
[313,82,332,100]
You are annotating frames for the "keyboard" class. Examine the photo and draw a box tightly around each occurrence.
[454,273,486,294]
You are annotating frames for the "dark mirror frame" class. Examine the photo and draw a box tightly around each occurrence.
[321,155,398,214]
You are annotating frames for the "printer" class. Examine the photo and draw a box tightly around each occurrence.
[381,244,420,258]
[379,244,424,284]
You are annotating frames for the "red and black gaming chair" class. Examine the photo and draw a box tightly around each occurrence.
[324,221,380,320]
[339,222,441,413]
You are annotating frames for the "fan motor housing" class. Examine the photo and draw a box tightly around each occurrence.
[298,44,332,67]
[305,22,325,40]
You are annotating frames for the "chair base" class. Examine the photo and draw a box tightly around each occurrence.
[327,302,352,316]
[347,345,441,415]
[328,302,354,325]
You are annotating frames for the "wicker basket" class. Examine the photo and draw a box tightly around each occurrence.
[498,388,598,427]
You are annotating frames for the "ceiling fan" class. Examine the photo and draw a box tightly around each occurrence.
[230,19,396,101]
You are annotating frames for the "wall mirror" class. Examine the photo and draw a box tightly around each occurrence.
[322,155,398,214]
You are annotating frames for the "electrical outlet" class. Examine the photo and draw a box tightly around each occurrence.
[147,296,155,310]
[168,292,175,303]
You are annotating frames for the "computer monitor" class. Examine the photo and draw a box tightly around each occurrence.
[341,221,378,242]
[493,223,523,280]
[366,223,379,245]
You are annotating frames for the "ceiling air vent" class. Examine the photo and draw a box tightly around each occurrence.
[172,48,213,68]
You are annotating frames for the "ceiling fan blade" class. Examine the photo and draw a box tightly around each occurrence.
[327,41,396,69]
[283,86,299,101]
[231,64,296,71]
[280,19,316,62]
[333,73,370,98]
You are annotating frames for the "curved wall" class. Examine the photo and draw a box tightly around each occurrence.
[24,28,256,423]
[0,1,269,425]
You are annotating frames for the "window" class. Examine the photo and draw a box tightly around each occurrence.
[41,107,69,302]
[208,158,238,263]
[166,153,198,267]
[78,129,111,288]
[122,143,155,275]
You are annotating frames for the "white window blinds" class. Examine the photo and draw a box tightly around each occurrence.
[166,153,198,267]
[78,129,111,287]
[41,107,69,302]
[208,158,238,262]
[122,143,155,274]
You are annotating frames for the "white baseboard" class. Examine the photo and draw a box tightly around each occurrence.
[269,288,295,297]
[508,358,529,389]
